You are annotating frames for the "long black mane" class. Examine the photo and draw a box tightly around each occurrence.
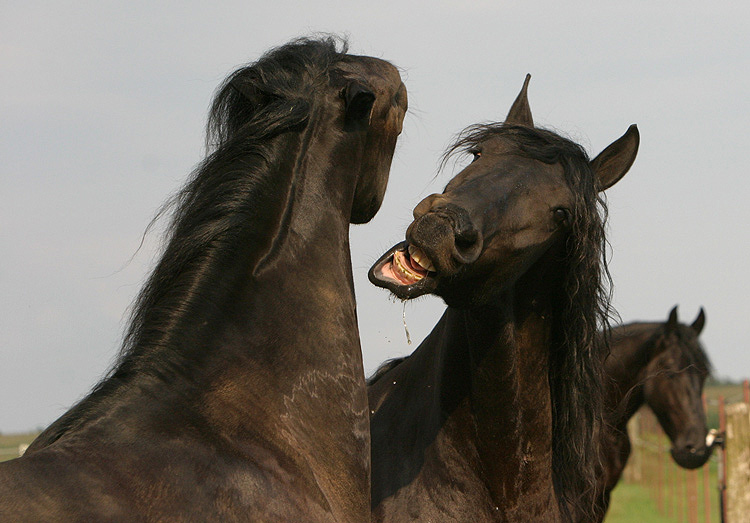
[445,123,615,520]
[30,36,349,449]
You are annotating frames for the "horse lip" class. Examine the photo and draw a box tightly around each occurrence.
[669,445,710,469]
[368,241,438,299]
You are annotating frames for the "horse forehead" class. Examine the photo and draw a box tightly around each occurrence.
[654,339,704,372]
[447,155,568,201]
[336,55,402,90]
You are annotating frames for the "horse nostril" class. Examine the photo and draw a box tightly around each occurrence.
[453,226,481,264]
[455,229,478,250]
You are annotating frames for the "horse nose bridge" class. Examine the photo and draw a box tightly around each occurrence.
[413,193,445,220]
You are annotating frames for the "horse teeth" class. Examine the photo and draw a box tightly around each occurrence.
[408,245,435,272]
[394,250,422,282]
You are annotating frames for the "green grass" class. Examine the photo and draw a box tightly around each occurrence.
[605,482,671,522]
[0,432,38,462]
[606,459,722,522]
[606,461,721,523]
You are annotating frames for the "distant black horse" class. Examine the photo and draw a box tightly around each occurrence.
[1,37,407,521]
[367,76,638,522]
[595,306,711,520]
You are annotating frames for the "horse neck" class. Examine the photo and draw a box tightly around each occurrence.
[427,278,559,513]
[99,115,367,432]
[141,120,359,365]
[604,324,661,428]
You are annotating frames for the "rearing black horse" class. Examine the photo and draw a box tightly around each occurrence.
[595,306,711,520]
[367,76,638,522]
[1,37,407,521]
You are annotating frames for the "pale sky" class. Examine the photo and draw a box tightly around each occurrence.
[2,1,749,433]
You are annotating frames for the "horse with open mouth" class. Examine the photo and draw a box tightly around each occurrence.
[367,76,638,522]
[596,306,712,520]
[1,37,407,521]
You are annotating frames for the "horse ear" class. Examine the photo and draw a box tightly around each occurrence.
[343,81,376,124]
[590,124,640,191]
[666,305,679,331]
[505,74,534,127]
[691,307,706,336]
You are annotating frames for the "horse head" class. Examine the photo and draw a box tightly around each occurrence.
[330,56,407,223]
[369,75,639,308]
[644,306,711,468]
[222,42,407,226]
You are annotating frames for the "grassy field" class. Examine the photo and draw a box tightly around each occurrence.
[605,482,672,522]
[0,431,38,462]
[606,458,721,523]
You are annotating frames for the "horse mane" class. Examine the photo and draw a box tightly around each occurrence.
[367,357,408,385]
[30,36,349,449]
[445,123,614,521]
[120,36,347,375]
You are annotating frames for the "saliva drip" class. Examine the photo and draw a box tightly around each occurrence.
[402,301,412,345]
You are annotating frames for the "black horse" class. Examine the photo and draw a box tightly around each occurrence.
[367,76,638,522]
[1,37,407,521]
[596,306,711,520]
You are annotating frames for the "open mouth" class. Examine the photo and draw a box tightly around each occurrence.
[368,241,438,299]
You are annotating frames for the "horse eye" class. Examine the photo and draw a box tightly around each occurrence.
[470,150,482,162]
[553,208,571,225]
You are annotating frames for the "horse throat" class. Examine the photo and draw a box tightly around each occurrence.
[460,300,558,515]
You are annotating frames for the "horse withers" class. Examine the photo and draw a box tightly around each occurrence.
[367,76,638,522]
[1,37,406,522]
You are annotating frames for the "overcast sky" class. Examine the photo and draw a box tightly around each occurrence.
[2,1,749,433]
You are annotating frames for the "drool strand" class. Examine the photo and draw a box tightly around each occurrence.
[402,302,412,345]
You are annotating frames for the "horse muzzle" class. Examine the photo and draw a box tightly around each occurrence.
[406,207,483,272]
[670,441,711,469]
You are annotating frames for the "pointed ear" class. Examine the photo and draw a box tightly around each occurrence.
[691,308,706,336]
[343,81,375,125]
[666,305,679,331]
[505,74,533,127]
[590,124,640,191]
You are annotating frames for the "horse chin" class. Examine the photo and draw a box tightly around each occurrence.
[368,242,438,299]
[670,446,711,469]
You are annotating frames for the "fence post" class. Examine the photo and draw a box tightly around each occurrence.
[702,394,711,523]
[724,400,750,523]
[664,454,676,518]
[677,466,684,523]
[688,469,698,523]
[657,437,664,513]
[718,396,727,523]
[744,379,749,404]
